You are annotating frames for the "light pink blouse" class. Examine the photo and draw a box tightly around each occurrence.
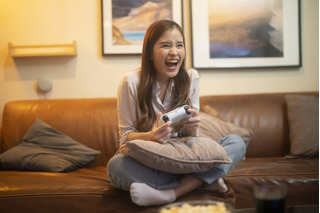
[117,68,200,145]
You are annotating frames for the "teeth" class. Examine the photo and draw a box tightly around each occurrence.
[166,60,178,63]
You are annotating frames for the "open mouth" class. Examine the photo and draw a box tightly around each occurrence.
[165,59,179,68]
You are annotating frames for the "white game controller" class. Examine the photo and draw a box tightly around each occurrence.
[158,105,192,127]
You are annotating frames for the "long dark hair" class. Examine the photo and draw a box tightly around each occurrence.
[136,20,191,132]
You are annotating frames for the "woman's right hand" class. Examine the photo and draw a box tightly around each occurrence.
[149,112,172,144]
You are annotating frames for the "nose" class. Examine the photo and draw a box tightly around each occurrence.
[169,47,178,56]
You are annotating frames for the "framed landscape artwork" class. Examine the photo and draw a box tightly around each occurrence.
[190,0,301,69]
[102,0,182,55]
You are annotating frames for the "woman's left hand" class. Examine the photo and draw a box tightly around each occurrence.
[181,109,200,136]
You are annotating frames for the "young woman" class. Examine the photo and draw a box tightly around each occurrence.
[107,20,246,206]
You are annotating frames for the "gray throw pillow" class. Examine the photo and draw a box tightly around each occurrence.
[119,137,232,174]
[285,95,319,158]
[0,119,101,172]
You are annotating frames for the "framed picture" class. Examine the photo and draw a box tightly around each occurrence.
[190,0,301,69]
[101,0,182,55]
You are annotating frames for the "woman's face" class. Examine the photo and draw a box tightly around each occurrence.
[151,28,185,83]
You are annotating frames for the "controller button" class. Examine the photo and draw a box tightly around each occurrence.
[163,115,170,122]
[184,106,191,114]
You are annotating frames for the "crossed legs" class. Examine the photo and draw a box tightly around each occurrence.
[107,135,246,206]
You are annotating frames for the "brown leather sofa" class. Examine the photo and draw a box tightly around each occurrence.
[0,92,318,213]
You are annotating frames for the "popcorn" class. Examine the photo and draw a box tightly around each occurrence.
[160,202,230,213]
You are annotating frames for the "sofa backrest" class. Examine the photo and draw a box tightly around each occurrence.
[1,98,119,167]
[200,92,318,157]
[1,92,318,164]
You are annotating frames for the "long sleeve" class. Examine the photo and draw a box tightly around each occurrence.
[117,71,140,145]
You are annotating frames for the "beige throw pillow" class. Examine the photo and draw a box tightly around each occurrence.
[119,137,232,174]
[199,112,253,148]
[285,95,319,158]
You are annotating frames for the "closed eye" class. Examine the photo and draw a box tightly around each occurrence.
[177,42,184,48]
[159,41,184,48]
[160,42,170,48]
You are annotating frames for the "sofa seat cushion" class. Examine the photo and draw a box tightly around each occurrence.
[0,167,111,197]
[224,157,319,209]
[0,166,235,213]
[0,167,142,213]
